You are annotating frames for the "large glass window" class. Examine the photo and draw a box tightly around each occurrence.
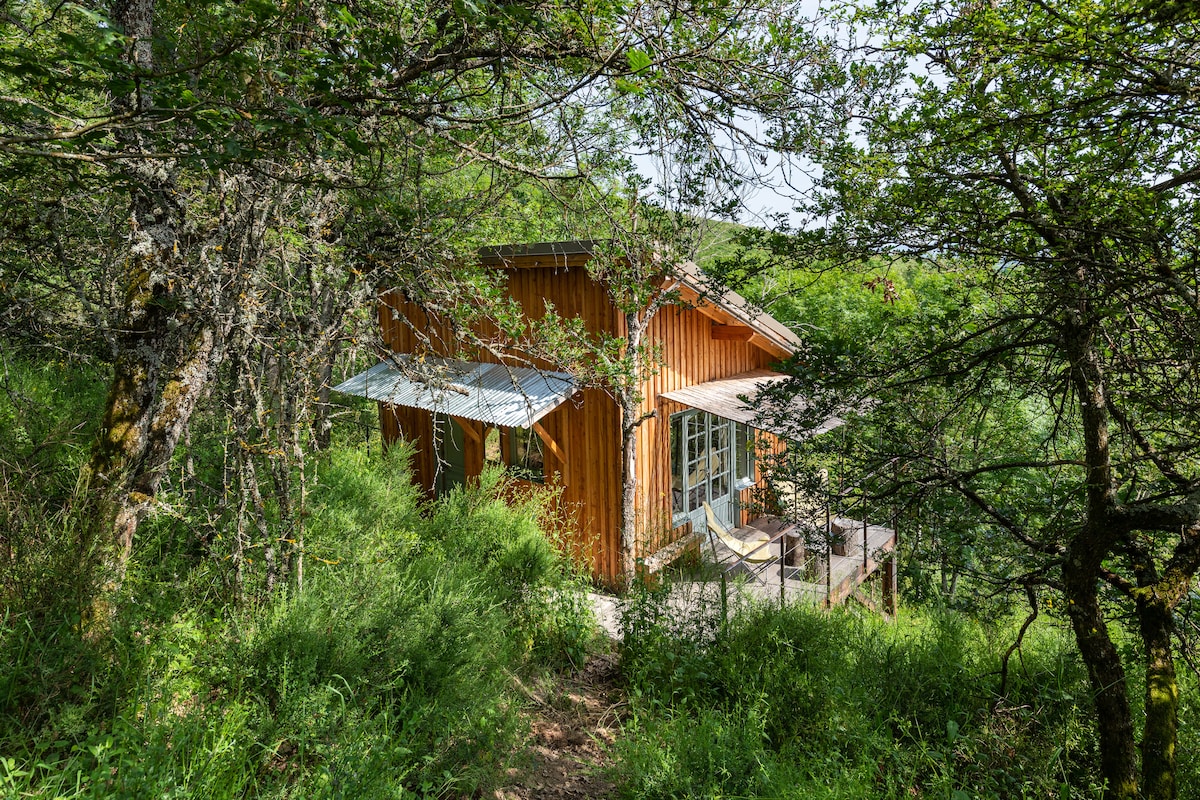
[671,411,754,522]
[671,415,685,514]
[709,420,729,499]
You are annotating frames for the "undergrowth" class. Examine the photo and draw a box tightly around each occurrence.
[0,430,594,798]
[612,584,1190,799]
[5,354,1200,798]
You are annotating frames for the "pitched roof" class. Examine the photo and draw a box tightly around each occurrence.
[479,240,801,358]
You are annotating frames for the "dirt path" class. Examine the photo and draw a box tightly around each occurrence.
[496,648,625,800]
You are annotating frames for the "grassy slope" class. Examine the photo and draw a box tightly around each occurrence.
[4,329,1199,799]
[0,356,596,798]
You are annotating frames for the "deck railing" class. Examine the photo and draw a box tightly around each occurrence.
[734,457,900,610]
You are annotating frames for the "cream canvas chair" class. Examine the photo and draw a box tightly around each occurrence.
[704,502,773,564]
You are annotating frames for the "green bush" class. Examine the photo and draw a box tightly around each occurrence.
[612,706,872,800]
[0,443,596,799]
[614,594,1101,800]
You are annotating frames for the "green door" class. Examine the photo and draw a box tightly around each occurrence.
[434,414,467,493]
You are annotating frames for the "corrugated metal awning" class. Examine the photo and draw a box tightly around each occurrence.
[661,369,843,439]
[333,356,576,428]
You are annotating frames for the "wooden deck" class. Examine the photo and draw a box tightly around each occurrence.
[706,515,898,609]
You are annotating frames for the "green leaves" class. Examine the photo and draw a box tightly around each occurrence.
[626,48,653,74]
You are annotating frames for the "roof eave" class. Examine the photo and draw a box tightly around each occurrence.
[475,240,801,357]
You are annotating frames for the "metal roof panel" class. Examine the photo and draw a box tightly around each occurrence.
[333,356,576,428]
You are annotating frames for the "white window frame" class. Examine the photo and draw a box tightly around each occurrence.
[671,410,754,526]
[734,422,756,490]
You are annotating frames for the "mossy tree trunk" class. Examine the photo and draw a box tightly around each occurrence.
[1138,590,1180,800]
[1062,560,1138,798]
[91,323,223,568]
[87,0,212,574]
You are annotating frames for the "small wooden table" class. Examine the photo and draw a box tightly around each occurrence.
[736,516,801,565]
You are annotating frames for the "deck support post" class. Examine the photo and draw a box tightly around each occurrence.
[862,519,869,572]
[882,557,898,617]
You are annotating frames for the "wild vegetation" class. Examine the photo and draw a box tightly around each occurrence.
[616,588,1166,800]
[0,356,594,797]
[4,0,1200,797]
[5,347,1200,799]
[713,2,1200,796]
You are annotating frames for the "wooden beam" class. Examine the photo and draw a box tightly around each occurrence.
[883,558,898,617]
[748,332,792,359]
[450,416,482,446]
[641,528,704,574]
[532,421,569,485]
[678,282,794,357]
[711,324,754,342]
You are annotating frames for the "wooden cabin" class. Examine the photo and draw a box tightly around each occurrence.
[334,241,852,585]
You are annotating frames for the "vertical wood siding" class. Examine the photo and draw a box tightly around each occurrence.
[633,305,784,560]
[374,251,789,583]
[376,256,624,583]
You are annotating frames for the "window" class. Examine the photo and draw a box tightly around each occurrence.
[670,412,705,516]
[671,411,755,522]
[709,420,729,499]
[734,422,755,487]
[671,414,685,515]
[508,426,546,483]
[484,427,503,469]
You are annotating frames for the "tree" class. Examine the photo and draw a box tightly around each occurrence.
[737,1,1200,796]
[1,0,821,588]
[548,205,702,586]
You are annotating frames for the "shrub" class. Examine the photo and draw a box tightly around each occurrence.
[615,592,1099,799]
[1,443,595,798]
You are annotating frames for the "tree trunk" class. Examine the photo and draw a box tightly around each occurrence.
[1060,265,1140,798]
[1137,590,1180,800]
[1063,557,1139,799]
[619,398,639,587]
[617,309,647,588]
[92,324,220,567]
[88,0,214,574]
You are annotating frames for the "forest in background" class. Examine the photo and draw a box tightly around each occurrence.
[5,0,1200,797]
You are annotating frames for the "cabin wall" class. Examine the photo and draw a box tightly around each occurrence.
[376,259,625,583]
[633,304,781,558]
[374,250,791,581]
[380,403,437,490]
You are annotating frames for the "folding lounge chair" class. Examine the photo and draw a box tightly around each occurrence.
[703,502,773,565]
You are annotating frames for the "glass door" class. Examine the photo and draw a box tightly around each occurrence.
[705,418,733,527]
[672,411,736,532]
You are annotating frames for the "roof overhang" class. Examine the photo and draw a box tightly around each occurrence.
[477,240,802,359]
[661,369,843,440]
[332,356,576,429]
[670,261,803,359]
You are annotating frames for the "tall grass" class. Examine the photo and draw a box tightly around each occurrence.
[7,353,1200,798]
[1,438,595,798]
[612,587,1171,799]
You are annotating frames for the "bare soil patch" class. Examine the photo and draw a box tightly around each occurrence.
[496,648,625,800]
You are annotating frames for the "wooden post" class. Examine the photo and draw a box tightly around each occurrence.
[883,557,898,617]
[780,533,786,608]
[825,505,833,607]
[720,570,729,623]
[862,518,869,572]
